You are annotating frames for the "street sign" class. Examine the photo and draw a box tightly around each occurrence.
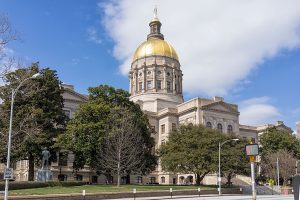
[4,168,13,180]
[245,144,259,156]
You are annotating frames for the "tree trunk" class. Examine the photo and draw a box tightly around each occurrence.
[28,154,35,181]
[117,149,121,187]
[117,169,121,187]
[226,173,232,186]
[196,171,209,185]
[195,173,201,185]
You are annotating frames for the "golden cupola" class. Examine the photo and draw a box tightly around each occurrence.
[133,8,179,61]
[129,8,184,112]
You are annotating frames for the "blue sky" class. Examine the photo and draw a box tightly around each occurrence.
[0,0,299,130]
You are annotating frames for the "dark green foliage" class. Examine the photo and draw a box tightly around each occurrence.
[0,63,66,180]
[160,124,249,185]
[58,85,157,178]
[160,124,223,185]
[0,181,86,190]
[260,127,300,158]
[220,136,250,185]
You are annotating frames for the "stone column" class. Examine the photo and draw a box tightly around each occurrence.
[143,65,147,92]
[153,64,156,91]
[135,69,138,93]
[172,68,176,93]
[163,65,167,92]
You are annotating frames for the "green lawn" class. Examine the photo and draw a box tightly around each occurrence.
[10,184,216,196]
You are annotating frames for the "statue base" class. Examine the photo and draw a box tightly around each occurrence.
[36,169,53,182]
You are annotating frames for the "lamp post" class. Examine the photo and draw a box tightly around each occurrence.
[218,138,239,196]
[4,73,41,200]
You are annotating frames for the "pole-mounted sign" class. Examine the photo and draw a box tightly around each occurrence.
[245,144,259,156]
[4,168,13,180]
[245,143,259,200]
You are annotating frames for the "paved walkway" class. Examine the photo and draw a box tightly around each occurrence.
[107,194,293,200]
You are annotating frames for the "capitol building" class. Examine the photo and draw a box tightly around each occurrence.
[0,12,292,184]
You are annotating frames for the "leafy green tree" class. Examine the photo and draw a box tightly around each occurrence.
[160,124,249,185]
[160,124,224,185]
[58,85,157,182]
[221,136,250,185]
[0,63,65,181]
[260,127,300,158]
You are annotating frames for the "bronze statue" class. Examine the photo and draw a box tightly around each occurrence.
[41,147,50,169]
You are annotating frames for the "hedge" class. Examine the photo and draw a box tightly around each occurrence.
[0,181,87,190]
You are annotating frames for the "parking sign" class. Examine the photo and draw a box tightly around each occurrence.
[4,168,13,180]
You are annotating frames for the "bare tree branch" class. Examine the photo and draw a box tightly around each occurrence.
[97,108,147,186]
[261,150,296,186]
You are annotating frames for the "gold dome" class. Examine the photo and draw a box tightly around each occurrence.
[133,38,179,61]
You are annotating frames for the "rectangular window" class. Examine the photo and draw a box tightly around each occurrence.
[150,177,156,184]
[167,81,171,91]
[139,82,143,91]
[150,126,156,133]
[136,176,143,183]
[157,80,162,90]
[63,110,71,119]
[161,124,165,134]
[147,81,152,89]
[251,138,256,143]
[172,123,176,130]
[59,152,68,166]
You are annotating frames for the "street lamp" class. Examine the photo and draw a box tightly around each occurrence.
[218,138,239,196]
[4,73,42,200]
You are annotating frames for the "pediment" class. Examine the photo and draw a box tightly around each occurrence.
[62,88,88,103]
[202,101,238,113]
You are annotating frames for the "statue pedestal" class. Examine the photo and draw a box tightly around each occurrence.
[36,169,53,182]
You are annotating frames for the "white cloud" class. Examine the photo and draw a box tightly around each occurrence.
[239,96,281,126]
[99,0,300,96]
[87,27,102,44]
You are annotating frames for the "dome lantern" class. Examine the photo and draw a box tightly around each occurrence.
[147,6,164,40]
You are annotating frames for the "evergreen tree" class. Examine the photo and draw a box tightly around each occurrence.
[0,63,65,181]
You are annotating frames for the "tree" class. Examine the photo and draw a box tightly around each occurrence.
[160,124,224,185]
[221,136,250,185]
[261,150,296,186]
[0,63,65,181]
[0,14,19,78]
[96,107,154,186]
[57,85,157,182]
[260,127,300,158]
[160,124,249,185]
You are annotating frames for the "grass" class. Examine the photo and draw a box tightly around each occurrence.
[10,184,216,196]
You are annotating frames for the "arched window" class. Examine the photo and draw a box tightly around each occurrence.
[206,122,212,128]
[227,125,233,133]
[217,123,223,132]
[161,176,165,183]
[179,176,184,184]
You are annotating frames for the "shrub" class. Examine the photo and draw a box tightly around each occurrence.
[0,181,86,190]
